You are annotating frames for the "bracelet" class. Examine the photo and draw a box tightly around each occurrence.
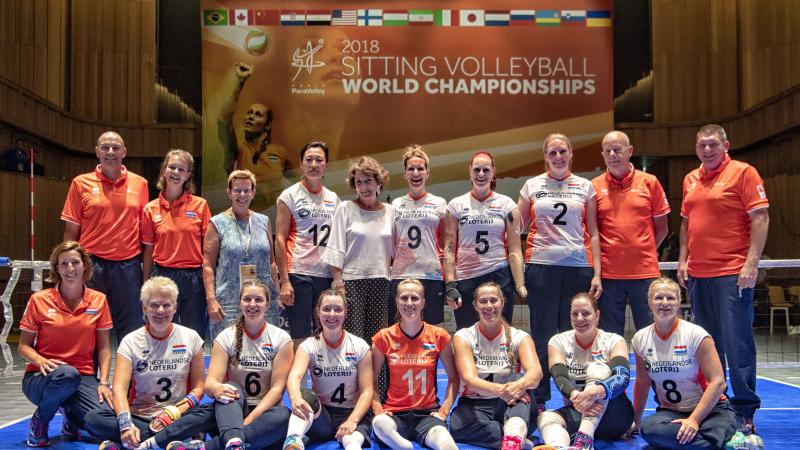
[332,279,345,289]
[117,411,134,432]
[185,392,200,408]
[99,381,112,388]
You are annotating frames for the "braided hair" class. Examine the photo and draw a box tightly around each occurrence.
[230,279,270,366]
[474,281,515,370]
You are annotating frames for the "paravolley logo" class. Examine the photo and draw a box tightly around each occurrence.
[291,39,325,81]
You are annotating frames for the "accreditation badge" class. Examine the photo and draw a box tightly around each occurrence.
[239,264,257,288]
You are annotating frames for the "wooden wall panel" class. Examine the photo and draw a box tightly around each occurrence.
[739,0,800,110]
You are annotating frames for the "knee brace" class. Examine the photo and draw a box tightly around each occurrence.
[503,416,528,439]
[300,388,322,418]
[536,411,566,431]
[424,425,458,450]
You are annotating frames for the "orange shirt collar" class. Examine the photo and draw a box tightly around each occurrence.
[478,323,502,341]
[146,323,174,341]
[158,191,189,209]
[699,154,731,180]
[245,321,268,340]
[300,178,322,195]
[605,164,636,188]
[655,319,680,341]
[52,284,90,313]
[323,330,346,349]
[94,165,128,188]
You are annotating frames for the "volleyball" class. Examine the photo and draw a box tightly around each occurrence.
[244,29,268,56]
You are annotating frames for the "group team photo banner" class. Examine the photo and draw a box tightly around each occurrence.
[200,0,613,215]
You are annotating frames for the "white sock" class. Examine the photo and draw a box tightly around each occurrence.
[286,412,313,438]
[577,397,607,437]
[341,430,366,450]
[423,425,458,450]
[537,412,570,448]
[372,414,413,450]
[503,416,528,439]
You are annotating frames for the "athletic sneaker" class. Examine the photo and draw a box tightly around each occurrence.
[26,411,49,447]
[531,445,564,450]
[58,408,80,440]
[725,432,765,450]
[568,431,594,450]
[282,434,305,450]
[224,437,245,450]
[98,440,123,450]
[501,435,523,450]
[166,440,206,450]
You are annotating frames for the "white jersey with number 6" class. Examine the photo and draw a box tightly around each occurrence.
[215,322,292,406]
[298,332,370,408]
[632,320,716,412]
[520,173,595,266]
[117,324,203,418]
[447,192,516,280]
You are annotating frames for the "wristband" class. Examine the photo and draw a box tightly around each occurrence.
[117,411,134,432]
[186,392,200,408]
[164,405,182,421]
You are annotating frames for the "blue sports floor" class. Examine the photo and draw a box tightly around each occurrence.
[1,363,797,449]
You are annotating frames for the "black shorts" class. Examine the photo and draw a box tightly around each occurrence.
[308,404,372,446]
[381,408,445,446]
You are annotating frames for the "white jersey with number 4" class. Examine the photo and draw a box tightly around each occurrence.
[117,324,203,418]
[215,323,292,406]
[447,192,516,280]
[632,320,716,412]
[391,193,446,280]
[548,329,623,394]
[520,173,595,266]
[298,332,370,408]
[278,182,340,278]
[455,323,529,399]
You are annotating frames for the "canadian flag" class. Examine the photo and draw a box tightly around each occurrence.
[234,9,251,26]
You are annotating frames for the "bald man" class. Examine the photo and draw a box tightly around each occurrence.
[62,131,149,342]
[591,131,670,335]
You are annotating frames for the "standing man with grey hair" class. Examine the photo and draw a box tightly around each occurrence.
[678,124,769,435]
[62,131,149,343]
[592,131,670,336]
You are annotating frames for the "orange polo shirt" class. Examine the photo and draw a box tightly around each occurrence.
[681,156,769,277]
[141,192,210,268]
[592,167,671,279]
[19,287,113,375]
[61,166,149,261]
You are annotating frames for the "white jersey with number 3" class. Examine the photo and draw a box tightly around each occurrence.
[448,192,516,280]
[117,324,203,418]
[391,193,446,280]
[520,173,595,266]
[632,320,715,412]
[215,323,292,406]
[548,329,623,393]
[298,332,370,408]
[278,182,340,278]
[455,323,529,399]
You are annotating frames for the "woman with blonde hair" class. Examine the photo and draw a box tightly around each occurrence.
[450,282,542,450]
[390,145,448,325]
[518,133,602,406]
[142,149,211,338]
[203,169,280,340]
[324,156,395,340]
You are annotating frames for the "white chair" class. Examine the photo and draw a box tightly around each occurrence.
[768,285,792,334]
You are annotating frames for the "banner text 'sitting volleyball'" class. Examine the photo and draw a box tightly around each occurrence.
[201,1,613,214]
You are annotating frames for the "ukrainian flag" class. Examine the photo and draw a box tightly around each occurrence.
[587,10,611,27]
[536,10,560,26]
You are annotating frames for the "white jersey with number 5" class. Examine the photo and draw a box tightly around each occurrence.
[117,324,203,418]
[632,320,717,412]
[278,182,340,278]
[455,323,529,399]
[520,173,595,266]
[298,332,370,408]
[391,193,446,280]
[215,322,292,406]
[447,192,516,280]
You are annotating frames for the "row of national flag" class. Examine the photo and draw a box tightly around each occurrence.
[203,9,611,28]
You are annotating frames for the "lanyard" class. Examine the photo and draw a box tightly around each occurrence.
[232,212,253,258]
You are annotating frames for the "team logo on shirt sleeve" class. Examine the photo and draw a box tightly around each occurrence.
[756,185,766,199]
[185,211,197,218]
[85,308,98,315]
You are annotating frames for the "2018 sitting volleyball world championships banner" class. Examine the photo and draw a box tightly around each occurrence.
[200,0,613,214]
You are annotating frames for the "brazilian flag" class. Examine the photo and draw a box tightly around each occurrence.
[204,9,228,26]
